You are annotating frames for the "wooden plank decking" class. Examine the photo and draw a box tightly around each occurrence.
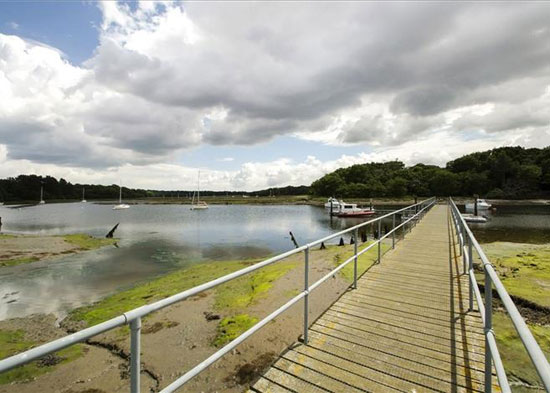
[249,204,500,393]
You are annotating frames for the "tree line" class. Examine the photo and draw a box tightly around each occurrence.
[310,146,550,198]
[1,146,548,202]
[0,175,309,203]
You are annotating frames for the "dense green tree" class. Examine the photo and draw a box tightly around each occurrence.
[311,146,549,199]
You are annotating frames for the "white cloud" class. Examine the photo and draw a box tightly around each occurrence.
[0,2,549,189]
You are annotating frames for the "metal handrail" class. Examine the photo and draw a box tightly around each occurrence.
[449,198,550,393]
[0,197,436,393]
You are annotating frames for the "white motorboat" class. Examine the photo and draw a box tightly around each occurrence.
[324,197,341,209]
[191,170,208,210]
[113,182,130,210]
[462,214,488,223]
[465,198,491,211]
[334,203,376,218]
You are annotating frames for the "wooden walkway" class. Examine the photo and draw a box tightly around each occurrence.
[248,204,500,393]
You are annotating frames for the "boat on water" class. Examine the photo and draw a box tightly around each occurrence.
[335,202,376,218]
[113,182,130,210]
[81,188,87,203]
[465,198,491,211]
[39,185,45,204]
[191,170,208,210]
[324,197,341,209]
[462,214,488,223]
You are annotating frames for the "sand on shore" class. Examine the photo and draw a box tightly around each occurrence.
[0,243,377,393]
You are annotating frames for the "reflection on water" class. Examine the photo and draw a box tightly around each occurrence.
[0,202,546,320]
[0,203,371,319]
[459,204,550,244]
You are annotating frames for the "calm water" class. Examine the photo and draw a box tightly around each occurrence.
[0,202,381,320]
[0,202,548,320]
[459,204,550,244]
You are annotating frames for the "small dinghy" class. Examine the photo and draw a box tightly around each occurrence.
[462,214,487,223]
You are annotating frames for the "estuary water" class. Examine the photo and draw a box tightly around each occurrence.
[0,201,548,320]
[0,202,371,320]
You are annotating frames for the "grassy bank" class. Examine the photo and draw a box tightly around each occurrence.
[481,242,550,307]
[0,329,83,385]
[479,242,550,391]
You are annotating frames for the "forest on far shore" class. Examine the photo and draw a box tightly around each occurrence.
[310,146,550,199]
[1,146,548,202]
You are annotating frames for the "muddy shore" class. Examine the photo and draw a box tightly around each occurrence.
[0,233,117,267]
[0,244,379,393]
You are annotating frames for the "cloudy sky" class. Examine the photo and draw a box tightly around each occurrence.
[0,1,549,190]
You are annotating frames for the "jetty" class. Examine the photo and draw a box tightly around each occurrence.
[249,204,494,392]
[1,198,549,393]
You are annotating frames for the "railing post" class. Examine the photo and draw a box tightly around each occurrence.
[303,247,309,344]
[353,228,358,289]
[462,221,467,275]
[130,317,141,393]
[392,213,395,249]
[377,219,381,263]
[484,268,493,393]
[468,234,474,311]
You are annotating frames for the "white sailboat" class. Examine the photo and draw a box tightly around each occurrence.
[190,170,208,210]
[113,182,130,210]
[39,185,45,204]
[81,187,87,203]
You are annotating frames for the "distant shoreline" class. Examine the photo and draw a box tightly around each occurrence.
[2,195,549,207]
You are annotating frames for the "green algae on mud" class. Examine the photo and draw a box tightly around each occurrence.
[0,256,39,267]
[214,260,298,310]
[478,242,550,391]
[0,233,118,268]
[65,259,257,328]
[493,312,550,391]
[62,234,117,250]
[0,329,83,385]
[213,314,258,347]
[480,242,550,307]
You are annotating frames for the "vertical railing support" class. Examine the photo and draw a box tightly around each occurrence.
[353,228,358,289]
[392,213,396,249]
[377,220,381,263]
[462,221,467,275]
[468,234,474,311]
[130,317,142,393]
[484,268,493,393]
[303,247,309,344]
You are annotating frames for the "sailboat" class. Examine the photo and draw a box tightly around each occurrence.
[39,185,45,204]
[190,170,208,210]
[113,182,130,210]
[81,187,87,203]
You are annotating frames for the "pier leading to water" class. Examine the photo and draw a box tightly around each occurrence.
[2,199,549,393]
[249,204,498,393]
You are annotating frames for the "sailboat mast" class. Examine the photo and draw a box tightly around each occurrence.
[40,185,43,201]
[82,188,85,200]
[198,170,200,203]
[119,182,122,204]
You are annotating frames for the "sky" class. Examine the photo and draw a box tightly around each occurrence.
[0,1,549,191]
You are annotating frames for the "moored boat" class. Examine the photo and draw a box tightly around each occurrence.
[335,202,376,217]
[113,181,130,210]
[462,213,488,223]
[324,197,341,209]
[465,198,491,211]
[191,170,208,210]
